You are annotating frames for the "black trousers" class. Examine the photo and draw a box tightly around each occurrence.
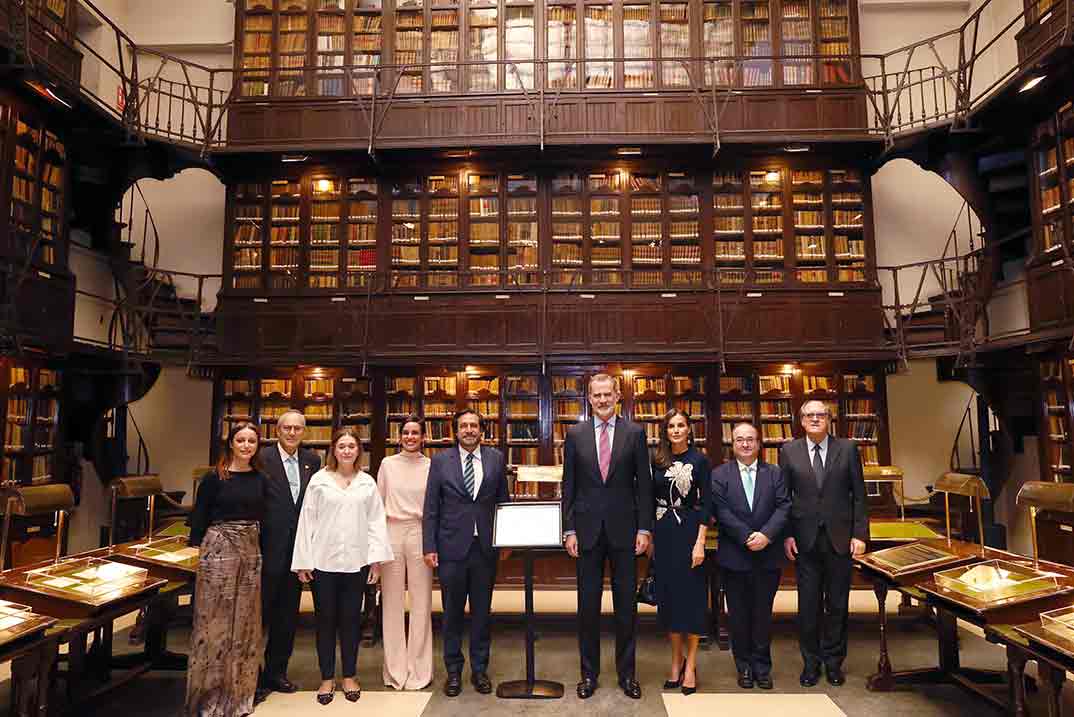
[438,541,497,676]
[577,529,637,681]
[795,526,853,670]
[311,568,368,680]
[723,567,781,676]
[261,568,302,681]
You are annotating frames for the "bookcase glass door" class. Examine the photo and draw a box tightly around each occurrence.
[792,169,826,283]
[346,177,377,287]
[660,2,691,88]
[668,173,702,286]
[631,171,664,288]
[352,0,383,95]
[231,183,266,289]
[740,0,773,87]
[506,174,539,285]
[467,172,502,286]
[3,362,64,487]
[547,4,578,89]
[309,175,343,288]
[780,0,813,86]
[819,0,854,85]
[269,178,302,290]
[624,2,655,89]
[584,5,614,89]
[505,3,536,90]
[713,170,747,285]
[10,114,67,270]
[590,171,624,286]
[749,168,784,284]
[469,5,499,91]
[276,2,309,97]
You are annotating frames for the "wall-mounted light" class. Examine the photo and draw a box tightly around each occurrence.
[1020,75,1046,93]
[25,80,72,109]
[616,147,642,156]
[764,170,781,183]
[445,149,472,158]
[784,144,810,153]
[281,154,309,163]
[314,179,333,193]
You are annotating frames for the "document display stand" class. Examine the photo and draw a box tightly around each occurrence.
[492,501,565,699]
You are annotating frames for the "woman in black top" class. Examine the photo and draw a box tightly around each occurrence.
[186,422,266,717]
[651,409,711,696]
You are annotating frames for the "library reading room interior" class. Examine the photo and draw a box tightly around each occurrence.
[3,0,1074,715]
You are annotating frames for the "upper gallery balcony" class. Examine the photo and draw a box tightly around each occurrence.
[224,0,874,149]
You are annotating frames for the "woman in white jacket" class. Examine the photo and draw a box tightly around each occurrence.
[292,426,393,705]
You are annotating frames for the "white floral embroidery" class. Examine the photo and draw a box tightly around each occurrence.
[666,461,695,502]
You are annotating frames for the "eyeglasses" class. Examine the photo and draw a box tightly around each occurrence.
[803,412,829,420]
[279,425,305,433]
[733,437,757,445]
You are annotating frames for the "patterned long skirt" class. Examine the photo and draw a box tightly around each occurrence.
[186,521,263,717]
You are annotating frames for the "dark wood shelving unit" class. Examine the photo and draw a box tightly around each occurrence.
[223,161,877,294]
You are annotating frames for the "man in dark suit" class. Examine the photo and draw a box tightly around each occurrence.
[423,409,509,698]
[562,373,653,700]
[257,409,321,700]
[780,400,868,688]
[711,422,790,690]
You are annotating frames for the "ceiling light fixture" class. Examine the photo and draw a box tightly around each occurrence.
[784,144,810,153]
[445,149,472,158]
[1019,75,1046,93]
[281,153,309,163]
[616,147,642,156]
[764,170,781,183]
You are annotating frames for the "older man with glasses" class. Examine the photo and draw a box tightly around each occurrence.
[779,400,868,689]
[256,409,322,702]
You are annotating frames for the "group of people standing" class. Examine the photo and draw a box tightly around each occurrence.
[184,372,868,716]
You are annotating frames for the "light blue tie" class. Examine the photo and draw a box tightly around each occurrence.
[743,466,755,511]
[285,456,300,503]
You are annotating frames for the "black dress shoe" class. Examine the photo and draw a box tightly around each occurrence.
[663,660,686,689]
[265,677,299,693]
[316,689,334,706]
[681,668,698,696]
[577,677,598,699]
[253,687,270,706]
[756,673,773,690]
[800,667,821,687]
[619,677,642,699]
[471,672,493,694]
[444,673,463,697]
[826,665,846,686]
[737,668,754,689]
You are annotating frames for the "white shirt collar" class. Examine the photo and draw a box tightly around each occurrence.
[278,442,299,464]
[461,446,481,461]
[594,415,617,429]
[737,460,758,473]
[806,435,829,453]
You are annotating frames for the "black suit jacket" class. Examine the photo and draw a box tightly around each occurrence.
[778,437,868,555]
[258,444,321,575]
[711,460,790,571]
[422,445,509,562]
[561,417,654,551]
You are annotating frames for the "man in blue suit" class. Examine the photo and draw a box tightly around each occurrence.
[423,409,509,698]
[711,422,790,690]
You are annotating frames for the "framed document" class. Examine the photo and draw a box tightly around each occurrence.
[493,501,563,548]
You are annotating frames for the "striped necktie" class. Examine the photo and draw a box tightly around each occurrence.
[464,451,476,499]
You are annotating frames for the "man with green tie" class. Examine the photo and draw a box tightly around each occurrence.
[710,422,790,690]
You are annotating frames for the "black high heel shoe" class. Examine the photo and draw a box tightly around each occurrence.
[681,665,698,696]
[663,660,687,690]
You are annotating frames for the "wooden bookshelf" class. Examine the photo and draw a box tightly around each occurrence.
[1039,356,1073,482]
[1027,102,1074,331]
[6,110,68,271]
[1,359,64,487]
[466,172,501,286]
[233,0,860,98]
[224,162,875,295]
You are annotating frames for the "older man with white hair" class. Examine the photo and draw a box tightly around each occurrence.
[779,400,867,689]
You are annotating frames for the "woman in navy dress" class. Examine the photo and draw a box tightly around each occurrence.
[652,408,711,696]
